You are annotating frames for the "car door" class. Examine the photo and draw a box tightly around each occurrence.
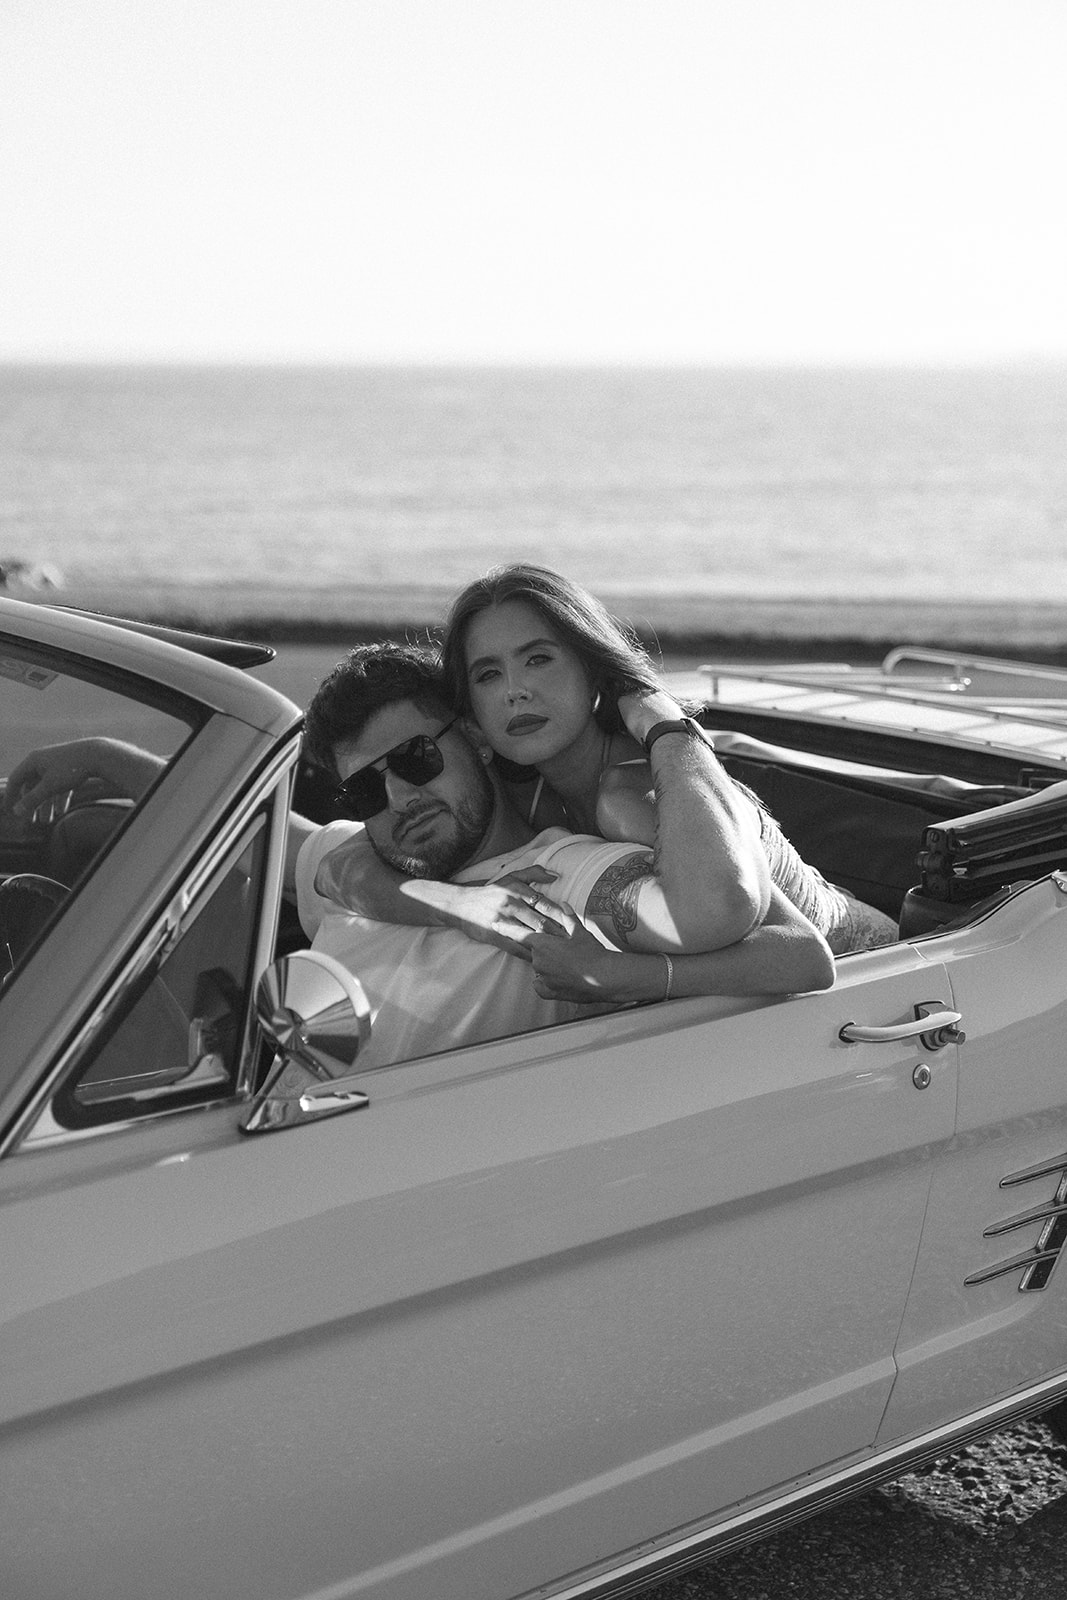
[879,872,1067,1447]
[1,931,957,1600]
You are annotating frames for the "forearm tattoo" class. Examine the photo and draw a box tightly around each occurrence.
[586,852,655,948]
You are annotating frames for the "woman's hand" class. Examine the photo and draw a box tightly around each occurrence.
[4,738,164,819]
[616,687,688,748]
[529,901,627,1002]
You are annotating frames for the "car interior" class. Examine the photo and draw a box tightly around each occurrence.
[701,718,1066,942]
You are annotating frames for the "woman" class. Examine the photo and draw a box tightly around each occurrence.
[439,564,894,956]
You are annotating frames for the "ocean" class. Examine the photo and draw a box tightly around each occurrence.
[2,363,1066,646]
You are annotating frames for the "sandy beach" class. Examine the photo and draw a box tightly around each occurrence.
[44,577,1067,666]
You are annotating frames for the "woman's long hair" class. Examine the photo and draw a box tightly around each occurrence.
[442,564,661,735]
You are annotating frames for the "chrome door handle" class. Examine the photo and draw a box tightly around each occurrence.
[839,1003,964,1050]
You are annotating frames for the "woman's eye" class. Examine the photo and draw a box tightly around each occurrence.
[527,652,552,668]
[472,668,499,685]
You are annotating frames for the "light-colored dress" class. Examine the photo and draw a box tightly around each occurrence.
[750,798,898,954]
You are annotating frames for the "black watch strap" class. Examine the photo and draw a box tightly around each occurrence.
[643,716,705,755]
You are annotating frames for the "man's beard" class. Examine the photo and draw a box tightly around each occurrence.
[368,763,494,880]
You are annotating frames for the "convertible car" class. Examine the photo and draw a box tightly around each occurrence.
[5,595,1067,1600]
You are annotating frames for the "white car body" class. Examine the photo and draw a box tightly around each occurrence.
[3,601,1067,1600]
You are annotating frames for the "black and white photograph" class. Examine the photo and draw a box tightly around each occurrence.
[3,4,1067,1597]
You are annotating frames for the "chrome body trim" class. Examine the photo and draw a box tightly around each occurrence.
[984,1199,1067,1237]
[1000,1151,1067,1187]
[964,1247,1063,1287]
[966,1157,1067,1292]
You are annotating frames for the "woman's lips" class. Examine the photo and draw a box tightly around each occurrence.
[505,714,548,736]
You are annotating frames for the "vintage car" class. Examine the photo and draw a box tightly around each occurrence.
[4,594,1067,1600]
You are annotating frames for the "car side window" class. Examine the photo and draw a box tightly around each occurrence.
[48,822,268,1131]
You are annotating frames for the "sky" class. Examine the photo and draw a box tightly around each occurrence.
[2,0,1066,365]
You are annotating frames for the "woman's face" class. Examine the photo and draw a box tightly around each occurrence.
[463,600,596,766]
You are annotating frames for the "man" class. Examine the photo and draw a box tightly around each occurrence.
[293,643,833,1071]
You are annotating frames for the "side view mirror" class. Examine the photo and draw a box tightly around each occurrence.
[240,949,372,1135]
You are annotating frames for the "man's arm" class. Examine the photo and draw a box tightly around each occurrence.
[284,810,318,895]
[311,833,451,921]
[583,689,772,954]
[308,828,558,950]
[4,737,165,815]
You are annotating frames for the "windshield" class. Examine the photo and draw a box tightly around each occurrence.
[0,637,196,985]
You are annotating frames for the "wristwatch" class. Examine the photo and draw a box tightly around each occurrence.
[642,716,707,755]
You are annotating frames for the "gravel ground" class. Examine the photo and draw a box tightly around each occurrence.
[640,1422,1067,1599]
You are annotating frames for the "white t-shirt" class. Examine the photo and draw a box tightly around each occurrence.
[295,822,642,1072]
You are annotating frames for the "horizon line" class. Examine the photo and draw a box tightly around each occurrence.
[3,353,1066,372]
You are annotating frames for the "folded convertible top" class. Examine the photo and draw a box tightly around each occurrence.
[918,779,1067,901]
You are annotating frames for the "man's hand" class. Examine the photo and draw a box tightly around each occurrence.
[4,738,163,819]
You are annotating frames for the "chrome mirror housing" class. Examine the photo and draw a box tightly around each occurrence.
[241,949,372,1135]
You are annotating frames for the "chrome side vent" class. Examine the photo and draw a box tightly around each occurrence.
[964,1153,1067,1293]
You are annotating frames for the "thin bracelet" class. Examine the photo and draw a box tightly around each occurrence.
[661,952,674,1001]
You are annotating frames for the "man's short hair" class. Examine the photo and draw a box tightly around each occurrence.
[303,642,450,776]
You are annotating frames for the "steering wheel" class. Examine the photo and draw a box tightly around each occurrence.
[0,873,69,981]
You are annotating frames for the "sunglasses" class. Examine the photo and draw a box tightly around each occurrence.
[333,715,460,821]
